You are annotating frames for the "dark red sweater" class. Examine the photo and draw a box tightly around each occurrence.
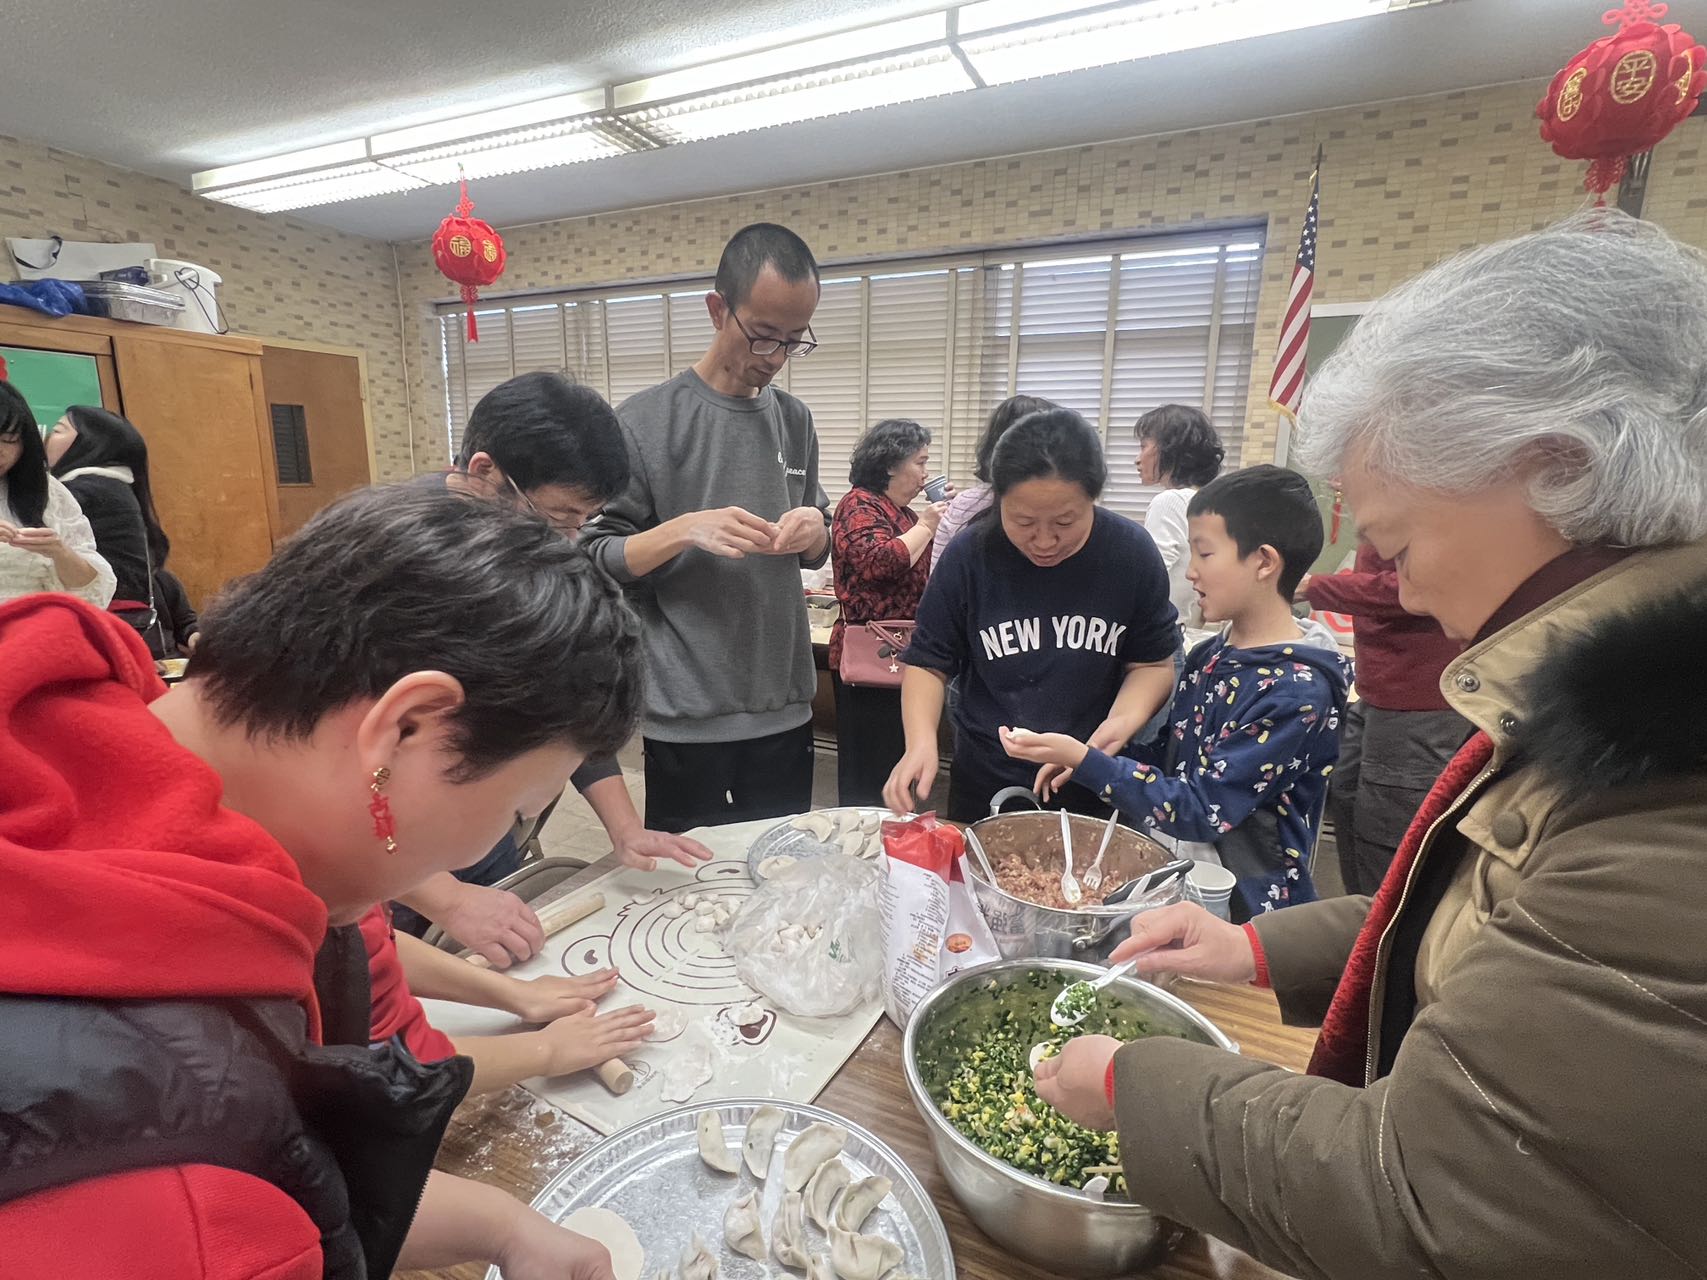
[1305,544,1461,712]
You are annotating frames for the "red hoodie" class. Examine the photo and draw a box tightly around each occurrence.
[0,596,331,1279]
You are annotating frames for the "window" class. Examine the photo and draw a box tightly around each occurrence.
[437,227,1263,518]
[269,403,313,485]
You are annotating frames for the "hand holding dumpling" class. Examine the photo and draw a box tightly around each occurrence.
[1031,1034,1121,1131]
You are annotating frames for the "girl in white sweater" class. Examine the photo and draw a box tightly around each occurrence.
[0,380,114,608]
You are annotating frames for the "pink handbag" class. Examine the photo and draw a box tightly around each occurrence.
[838,619,916,688]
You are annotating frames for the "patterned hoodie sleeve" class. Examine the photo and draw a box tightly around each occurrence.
[1074,680,1337,843]
[44,476,117,609]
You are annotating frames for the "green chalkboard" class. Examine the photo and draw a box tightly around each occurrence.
[1302,313,1365,574]
[1,346,104,433]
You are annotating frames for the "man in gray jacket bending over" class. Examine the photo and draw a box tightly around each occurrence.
[582,223,829,832]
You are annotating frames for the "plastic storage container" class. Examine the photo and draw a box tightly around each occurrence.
[80,280,186,327]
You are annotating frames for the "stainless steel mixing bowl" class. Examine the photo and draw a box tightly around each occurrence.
[903,956,1236,1277]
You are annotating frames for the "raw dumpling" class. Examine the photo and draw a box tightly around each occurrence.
[743,1104,786,1179]
[724,1189,766,1262]
[694,914,718,934]
[834,1174,893,1232]
[804,1157,851,1230]
[835,809,863,836]
[681,892,702,909]
[782,1121,848,1191]
[805,1255,833,1280]
[562,1207,644,1280]
[694,899,718,917]
[757,854,799,879]
[679,1231,719,1280]
[661,899,688,919]
[837,829,871,860]
[791,811,835,840]
[697,1109,740,1174]
[771,1190,809,1270]
[829,1225,903,1280]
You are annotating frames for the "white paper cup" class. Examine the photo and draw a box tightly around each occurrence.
[1187,860,1237,920]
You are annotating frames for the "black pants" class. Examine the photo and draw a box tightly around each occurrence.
[643,723,815,833]
[831,673,907,808]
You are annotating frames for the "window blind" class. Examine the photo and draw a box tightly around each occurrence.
[438,227,1264,517]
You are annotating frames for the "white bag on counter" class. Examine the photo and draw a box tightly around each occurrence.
[727,854,884,1018]
[879,813,1000,1028]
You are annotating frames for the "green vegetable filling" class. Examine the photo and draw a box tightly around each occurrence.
[918,971,1187,1199]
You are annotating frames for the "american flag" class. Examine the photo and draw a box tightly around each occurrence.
[1268,156,1320,420]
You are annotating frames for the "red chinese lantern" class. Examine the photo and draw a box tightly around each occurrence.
[1537,0,1704,198]
[432,178,508,342]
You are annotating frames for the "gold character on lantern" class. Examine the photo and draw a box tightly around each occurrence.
[1678,48,1698,105]
[481,239,498,264]
[1558,66,1588,121]
[449,234,473,258]
[1610,49,1658,105]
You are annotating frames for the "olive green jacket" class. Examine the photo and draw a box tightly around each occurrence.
[1112,537,1707,1280]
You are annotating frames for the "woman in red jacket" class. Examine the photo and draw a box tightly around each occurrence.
[830,418,947,805]
[0,486,642,1280]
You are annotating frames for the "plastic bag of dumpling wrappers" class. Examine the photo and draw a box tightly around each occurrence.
[728,853,884,1018]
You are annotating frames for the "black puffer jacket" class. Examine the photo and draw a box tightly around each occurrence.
[0,923,473,1279]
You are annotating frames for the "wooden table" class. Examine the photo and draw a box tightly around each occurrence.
[403,857,1317,1280]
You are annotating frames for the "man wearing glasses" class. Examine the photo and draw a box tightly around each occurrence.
[400,371,713,966]
[584,223,829,832]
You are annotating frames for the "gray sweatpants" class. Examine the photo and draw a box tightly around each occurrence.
[1330,701,1471,897]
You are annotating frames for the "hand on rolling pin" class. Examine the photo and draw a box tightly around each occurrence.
[611,827,715,873]
[499,968,621,1024]
[431,879,545,968]
[537,1004,656,1078]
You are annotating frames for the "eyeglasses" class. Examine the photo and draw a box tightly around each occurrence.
[503,473,593,536]
[720,295,817,358]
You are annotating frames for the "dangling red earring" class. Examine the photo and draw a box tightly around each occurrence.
[369,766,398,854]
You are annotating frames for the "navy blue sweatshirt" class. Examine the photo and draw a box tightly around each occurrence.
[903,507,1177,801]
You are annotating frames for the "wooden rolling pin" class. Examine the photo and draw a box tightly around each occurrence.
[464,891,636,1096]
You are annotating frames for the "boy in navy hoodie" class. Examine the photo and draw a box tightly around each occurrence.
[1002,466,1351,919]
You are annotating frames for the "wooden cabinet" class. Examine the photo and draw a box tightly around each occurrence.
[0,312,373,609]
[109,331,279,606]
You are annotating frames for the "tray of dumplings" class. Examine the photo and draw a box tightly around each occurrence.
[747,808,891,883]
[508,1097,952,1280]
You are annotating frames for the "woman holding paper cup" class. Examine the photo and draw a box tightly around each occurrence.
[883,407,1178,821]
[1032,213,1707,1280]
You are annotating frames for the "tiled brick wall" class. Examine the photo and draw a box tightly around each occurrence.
[0,134,415,473]
[396,80,1707,478]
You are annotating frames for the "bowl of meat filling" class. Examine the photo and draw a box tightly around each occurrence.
[964,802,1183,962]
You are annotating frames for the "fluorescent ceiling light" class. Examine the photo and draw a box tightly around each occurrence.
[191,139,368,193]
[200,162,428,213]
[615,14,948,109]
[959,0,1389,86]
[369,90,606,154]
[627,50,976,144]
[379,125,625,185]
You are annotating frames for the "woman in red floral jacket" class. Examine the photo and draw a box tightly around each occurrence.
[830,419,948,805]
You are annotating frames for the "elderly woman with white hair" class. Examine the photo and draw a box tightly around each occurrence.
[1031,210,1707,1280]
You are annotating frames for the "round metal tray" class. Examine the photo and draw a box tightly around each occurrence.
[745,807,891,880]
[494,1097,954,1279]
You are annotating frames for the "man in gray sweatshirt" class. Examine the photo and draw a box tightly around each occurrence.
[582,224,830,832]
